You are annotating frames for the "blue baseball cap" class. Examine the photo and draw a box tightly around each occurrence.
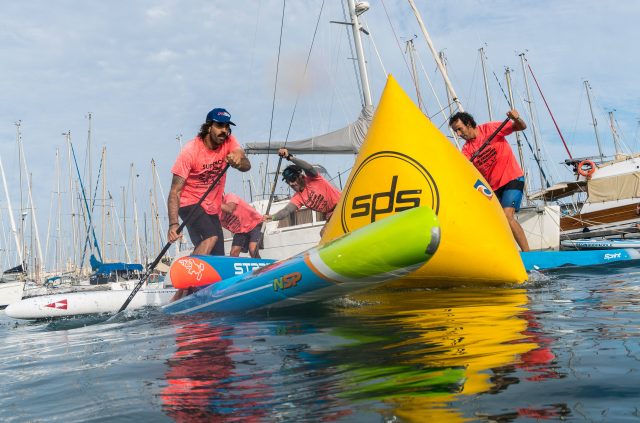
[206,107,236,126]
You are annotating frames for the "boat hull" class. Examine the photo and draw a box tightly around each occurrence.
[0,281,25,308]
[5,287,176,319]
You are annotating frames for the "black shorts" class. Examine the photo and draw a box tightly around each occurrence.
[178,204,225,256]
[231,223,263,253]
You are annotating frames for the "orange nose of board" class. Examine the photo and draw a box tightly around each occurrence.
[170,256,222,289]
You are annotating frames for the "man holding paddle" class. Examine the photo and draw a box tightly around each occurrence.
[168,107,251,300]
[263,147,341,236]
[449,110,530,252]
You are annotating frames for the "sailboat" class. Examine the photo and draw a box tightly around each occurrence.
[524,76,640,248]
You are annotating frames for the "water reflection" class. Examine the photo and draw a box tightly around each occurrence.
[159,286,568,421]
[335,288,536,421]
[161,321,271,422]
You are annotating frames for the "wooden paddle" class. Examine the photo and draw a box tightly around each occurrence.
[469,117,510,162]
[110,163,231,318]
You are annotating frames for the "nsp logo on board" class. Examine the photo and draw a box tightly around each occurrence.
[273,272,302,291]
[340,151,439,233]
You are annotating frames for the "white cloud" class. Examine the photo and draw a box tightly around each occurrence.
[148,48,179,63]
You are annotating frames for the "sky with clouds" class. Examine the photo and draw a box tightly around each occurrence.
[1,0,638,269]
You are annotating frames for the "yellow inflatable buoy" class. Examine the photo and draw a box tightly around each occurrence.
[321,75,527,286]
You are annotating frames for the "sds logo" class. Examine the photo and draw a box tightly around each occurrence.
[340,151,439,233]
[273,272,302,291]
[351,175,421,223]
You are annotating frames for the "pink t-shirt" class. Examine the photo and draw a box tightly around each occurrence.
[220,193,263,234]
[461,120,524,190]
[291,174,341,215]
[171,135,241,215]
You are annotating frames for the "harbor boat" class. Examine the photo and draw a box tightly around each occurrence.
[531,155,640,242]
[0,281,25,309]
[164,206,440,315]
[1,258,150,311]
[524,80,640,244]
[5,280,176,320]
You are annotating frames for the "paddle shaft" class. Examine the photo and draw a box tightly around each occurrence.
[115,163,231,314]
[468,117,510,162]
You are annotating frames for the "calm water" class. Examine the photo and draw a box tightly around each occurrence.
[2,266,640,422]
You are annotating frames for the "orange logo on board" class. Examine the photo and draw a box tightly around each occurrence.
[170,257,222,289]
[340,151,439,233]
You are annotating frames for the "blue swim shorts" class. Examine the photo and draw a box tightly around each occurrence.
[495,176,525,212]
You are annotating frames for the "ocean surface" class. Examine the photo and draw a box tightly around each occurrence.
[2,265,640,422]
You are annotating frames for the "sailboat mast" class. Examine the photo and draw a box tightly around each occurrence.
[405,38,425,112]
[16,121,26,271]
[101,146,106,261]
[86,113,92,207]
[150,159,162,256]
[65,133,79,274]
[0,154,23,268]
[407,0,464,113]
[519,52,545,192]
[18,129,44,281]
[609,111,623,158]
[347,0,372,108]
[55,149,62,274]
[110,190,132,263]
[479,47,493,120]
[151,159,177,257]
[69,139,103,264]
[121,185,127,258]
[584,80,604,161]
[436,51,462,149]
[505,68,526,173]
[130,163,142,264]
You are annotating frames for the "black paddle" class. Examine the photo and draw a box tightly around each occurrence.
[469,117,510,162]
[110,163,231,318]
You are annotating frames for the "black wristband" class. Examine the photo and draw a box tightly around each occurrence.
[169,223,179,227]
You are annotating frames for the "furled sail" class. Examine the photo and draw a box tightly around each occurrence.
[244,106,374,155]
